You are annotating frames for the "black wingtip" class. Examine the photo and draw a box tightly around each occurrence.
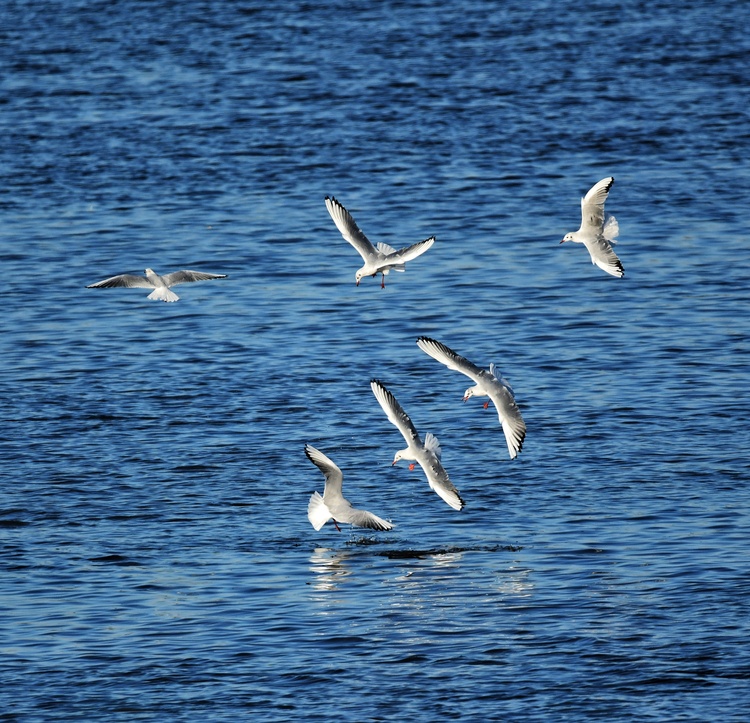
[303,443,320,464]
[370,378,391,397]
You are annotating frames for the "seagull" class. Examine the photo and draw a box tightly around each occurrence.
[560,176,624,278]
[324,196,435,288]
[304,444,393,532]
[416,337,526,460]
[86,268,227,302]
[370,379,464,511]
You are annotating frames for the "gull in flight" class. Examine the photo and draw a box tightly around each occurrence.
[86,268,227,302]
[304,444,393,532]
[416,337,526,460]
[370,379,464,511]
[560,176,624,278]
[325,196,435,287]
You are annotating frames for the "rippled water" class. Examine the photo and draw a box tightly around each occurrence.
[2,0,750,720]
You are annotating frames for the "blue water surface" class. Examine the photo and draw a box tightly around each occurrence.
[1,1,749,720]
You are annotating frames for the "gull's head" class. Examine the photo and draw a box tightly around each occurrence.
[463,386,477,402]
[560,232,575,244]
[144,268,155,275]
[355,270,364,286]
[392,449,408,466]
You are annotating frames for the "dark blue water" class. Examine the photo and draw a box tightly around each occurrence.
[2,1,749,720]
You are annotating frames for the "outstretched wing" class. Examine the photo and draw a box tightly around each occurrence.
[484,381,526,459]
[416,337,483,383]
[417,454,464,511]
[386,236,435,265]
[580,176,614,234]
[161,270,227,286]
[304,444,344,497]
[86,273,153,289]
[325,196,378,262]
[583,236,624,278]
[370,379,421,447]
[346,509,394,531]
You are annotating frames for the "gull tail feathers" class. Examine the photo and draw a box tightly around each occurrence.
[376,241,398,255]
[147,287,179,302]
[424,432,442,459]
[603,214,619,243]
[307,491,332,531]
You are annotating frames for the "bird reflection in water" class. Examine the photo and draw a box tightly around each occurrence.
[308,547,353,592]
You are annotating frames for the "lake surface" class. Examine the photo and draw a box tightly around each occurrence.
[2,0,749,720]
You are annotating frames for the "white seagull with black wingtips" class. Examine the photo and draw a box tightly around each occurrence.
[304,444,393,532]
[370,379,464,511]
[325,196,435,288]
[560,176,624,278]
[87,267,227,302]
[416,337,526,460]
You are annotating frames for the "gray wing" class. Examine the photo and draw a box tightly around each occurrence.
[370,379,421,447]
[583,236,624,278]
[86,273,154,289]
[385,236,435,264]
[418,454,465,511]
[580,176,614,234]
[161,270,228,286]
[325,196,378,261]
[485,375,526,459]
[345,508,394,531]
[305,444,393,531]
[304,444,344,498]
[416,337,484,382]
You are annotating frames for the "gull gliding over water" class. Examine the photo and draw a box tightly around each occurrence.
[416,337,526,460]
[370,379,464,511]
[304,444,393,532]
[87,268,227,302]
[560,176,624,278]
[324,196,435,288]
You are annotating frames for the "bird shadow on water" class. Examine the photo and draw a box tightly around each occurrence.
[315,535,522,558]
[306,540,527,596]
[348,539,523,559]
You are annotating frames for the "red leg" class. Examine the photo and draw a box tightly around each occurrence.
[483,401,490,409]
[333,519,341,532]
[381,273,386,289]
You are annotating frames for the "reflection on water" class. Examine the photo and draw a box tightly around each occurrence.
[308,544,535,619]
[308,547,353,592]
[496,565,535,600]
[3,0,750,717]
